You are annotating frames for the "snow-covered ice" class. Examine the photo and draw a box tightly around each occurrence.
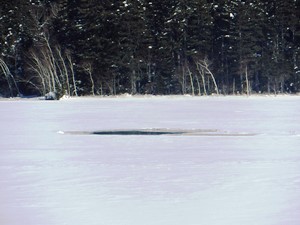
[1,96,300,225]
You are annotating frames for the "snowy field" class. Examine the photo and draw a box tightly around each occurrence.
[1,95,300,225]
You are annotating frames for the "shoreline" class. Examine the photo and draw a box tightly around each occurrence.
[1,93,300,101]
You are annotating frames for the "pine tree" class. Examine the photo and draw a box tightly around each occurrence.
[0,0,34,96]
[143,0,176,94]
[235,1,265,94]
[259,0,300,93]
[211,0,246,94]
[113,0,147,94]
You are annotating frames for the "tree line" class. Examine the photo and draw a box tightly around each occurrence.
[0,0,299,97]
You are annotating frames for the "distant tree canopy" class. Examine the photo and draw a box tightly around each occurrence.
[0,0,299,96]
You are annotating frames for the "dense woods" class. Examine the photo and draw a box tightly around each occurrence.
[0,0,299,97]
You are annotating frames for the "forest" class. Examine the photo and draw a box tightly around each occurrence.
[0,0,299,97]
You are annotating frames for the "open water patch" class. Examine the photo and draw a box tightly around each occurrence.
[58,129,258,137]
[92,130,183,135]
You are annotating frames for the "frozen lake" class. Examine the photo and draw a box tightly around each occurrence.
[1,96,300,225]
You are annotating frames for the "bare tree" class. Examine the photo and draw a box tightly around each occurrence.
[29,42,79,97]
[186,66,195,96]
[28,49,49,94]
[26,2,80,97]
[27,3,59,95]
[0,58,20,96]
[28,39,60,95]
[195,57,219,95]
[245,64,250,96]
[239,61,251,96]
[196,61,207,95]
[56,46,70,95]
[66,51,78,96]
[82,62,95,96]
[194,73,201,96]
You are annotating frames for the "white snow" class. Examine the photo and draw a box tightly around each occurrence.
[1,96,300,225]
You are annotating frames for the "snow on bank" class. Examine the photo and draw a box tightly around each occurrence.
[0,96,300,225]
[1,93,300,101]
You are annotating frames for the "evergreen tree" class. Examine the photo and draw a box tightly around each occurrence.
[0,0,34,96]
[236,1,265,94]
[211,0,242,94]
[142,0,176,94]
[114,0,148,94]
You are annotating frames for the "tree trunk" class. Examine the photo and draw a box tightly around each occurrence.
[232,78,236,95]
[66,52,78,96]
[187,67,194,96]
[245,65,250,96]
[195,74,201,96]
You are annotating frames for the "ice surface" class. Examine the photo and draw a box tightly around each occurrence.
[1,96,300,225]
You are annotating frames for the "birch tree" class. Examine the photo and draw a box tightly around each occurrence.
[0,58,20,96]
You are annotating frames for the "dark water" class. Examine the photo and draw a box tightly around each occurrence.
[92,130,183,135]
